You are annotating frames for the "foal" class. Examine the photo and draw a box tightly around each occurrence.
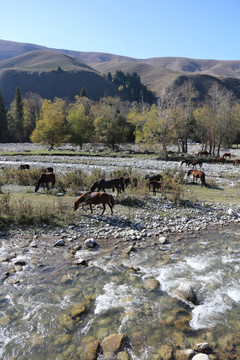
[35,172,56,192]
[187,169,206,186]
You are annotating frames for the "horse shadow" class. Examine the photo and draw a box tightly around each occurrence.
[186,182,224,190]
[83,212,143,230]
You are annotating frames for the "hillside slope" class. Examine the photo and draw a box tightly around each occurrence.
[1,39,240,106]
[0,50,119,106]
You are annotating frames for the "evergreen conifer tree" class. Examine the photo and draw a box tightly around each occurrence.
[0,91,7,141]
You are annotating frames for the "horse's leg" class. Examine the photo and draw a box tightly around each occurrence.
[100,203,106,216]
[107,202,113,215]
[90,203,93,214]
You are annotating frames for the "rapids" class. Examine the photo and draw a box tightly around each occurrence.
[1,225,240,359]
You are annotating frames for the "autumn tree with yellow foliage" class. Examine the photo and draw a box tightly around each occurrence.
[30,98,69,149]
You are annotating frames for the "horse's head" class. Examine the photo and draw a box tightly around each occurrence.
[73,201,79,211]
[35,183,40,192]
[90,181,98,192]
[187,170,192,176]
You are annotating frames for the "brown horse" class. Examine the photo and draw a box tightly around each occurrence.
[181,160,192,166]
[145,174,163,182]
[35,172,56,192]
[197,150,209,157]
[189,160,203,168]
[123,175,138,188]
[187,169,206,186]
[233,159,240,166]
[19,164,30,170]
[223,153,231,158]
[148,180,165,196]
[214,157,225,164]
[73,192,114,216]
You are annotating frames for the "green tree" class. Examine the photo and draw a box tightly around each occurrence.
[80,88,87,97]
[67,103,94,149]
[7,87,24,142]
[0,91,8,142]
[92,97,131,149]
[30,98,69,149]
[23,92,43,141]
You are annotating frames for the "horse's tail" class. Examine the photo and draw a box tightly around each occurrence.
[52,173,56,187]
[109,194,114,208]
[35,180,40,193]
[202,173,206,185]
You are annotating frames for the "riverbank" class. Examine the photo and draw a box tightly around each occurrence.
[0,143,240,359]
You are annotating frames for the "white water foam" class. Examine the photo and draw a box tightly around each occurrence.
[94,282,134,315]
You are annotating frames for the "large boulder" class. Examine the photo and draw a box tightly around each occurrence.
[102,333,129,356]
[174,283,198,305]
[143,278,160,291]
[82,340,100,360]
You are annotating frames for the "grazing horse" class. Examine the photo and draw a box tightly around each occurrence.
[45,167,54,173]
[214,157,225,164]
[189,160,203,168]
[123,175,138,188]
[35,172,56,192]
[148,180,165,196]
[181,160,192,166]
[223,153,231,158]
[145,174,163,182]
[90,177,124,194]
[233,159,240,166]
[19,164,30,170]
[187,169,206,186]
[73,192,114,216]
[197,150,209,157]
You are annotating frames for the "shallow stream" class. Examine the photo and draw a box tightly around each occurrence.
[1,224,240,359]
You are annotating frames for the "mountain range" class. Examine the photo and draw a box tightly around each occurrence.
[1,38,240,106]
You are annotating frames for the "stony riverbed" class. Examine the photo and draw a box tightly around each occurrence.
[0,143,240,360]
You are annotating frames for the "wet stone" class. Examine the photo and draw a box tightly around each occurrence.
[102,333,129,356]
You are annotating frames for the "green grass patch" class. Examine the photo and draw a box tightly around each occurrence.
[184,183,240,205]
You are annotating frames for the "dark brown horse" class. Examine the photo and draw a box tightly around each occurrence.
[197,150,209,157]
[123,175,138,188]
[181,160,192,166]
[145,174,163,182]
[148,180,165,196]
[223,153,231,159]
[233,159,240,166]
[189,160,203,168]
[214,157,225,164]
[35,172,56,192]
[73,191,114,216]
[90,177,124,194]
[19,164,30,170]
[187,169,206,186]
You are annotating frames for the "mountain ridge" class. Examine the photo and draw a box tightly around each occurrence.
[1,39,240,106]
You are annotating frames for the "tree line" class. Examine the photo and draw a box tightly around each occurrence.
[0,79,240,156]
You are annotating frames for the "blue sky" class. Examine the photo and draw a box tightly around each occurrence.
[1,0,240,61]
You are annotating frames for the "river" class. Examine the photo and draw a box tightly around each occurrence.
[1,224,240,359]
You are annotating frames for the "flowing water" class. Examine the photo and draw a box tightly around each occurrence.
[1,225,240,359]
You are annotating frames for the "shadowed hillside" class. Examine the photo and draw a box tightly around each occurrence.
[0,50,119,106]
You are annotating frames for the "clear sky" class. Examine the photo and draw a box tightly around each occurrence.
[1,0,240,61]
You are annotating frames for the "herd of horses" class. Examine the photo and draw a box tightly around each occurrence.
[16,150,238,215]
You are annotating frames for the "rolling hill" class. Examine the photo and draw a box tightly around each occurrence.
[1,39,240,106]
[0,48,119,106]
